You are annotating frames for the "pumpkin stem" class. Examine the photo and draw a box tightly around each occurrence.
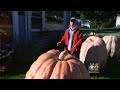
[58,51,67,60]
[89,38,93,42]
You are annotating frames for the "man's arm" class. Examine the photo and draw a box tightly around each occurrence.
[57,30,67,46]
[73,30,83,49]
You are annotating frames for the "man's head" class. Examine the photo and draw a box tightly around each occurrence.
[70,17,77,27]
[70,17,76,23]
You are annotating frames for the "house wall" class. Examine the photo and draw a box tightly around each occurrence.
[12,11,71,63]
[15,30,64,63]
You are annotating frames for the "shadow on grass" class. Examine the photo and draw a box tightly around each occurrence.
[90,57,120,79]
[0,61,32,79]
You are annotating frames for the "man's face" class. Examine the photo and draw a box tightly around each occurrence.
[70,19,76,26]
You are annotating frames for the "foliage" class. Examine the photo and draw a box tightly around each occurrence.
[46,11,64,18]
[75,11,119,29]
[0,48,14,75]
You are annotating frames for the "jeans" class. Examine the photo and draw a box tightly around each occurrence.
[68,51,79,59]
[72,54,79,59]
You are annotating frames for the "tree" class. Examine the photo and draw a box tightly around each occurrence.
[75,11,119,29]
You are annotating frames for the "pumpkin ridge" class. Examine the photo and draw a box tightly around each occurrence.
[74,63,82,79]
[67,61,81,79]
[31,56,51,77]
[78,62,90,79]
[59,61,71,79]
[103,35,120,58]
[68,60,89,79]
[77,64,86,79]
[80,42,88,63]
[68,60,80,78]
[46,59,58,79]
[50,61,62,79]
[106,37,111,55]
[111,37,116,57]
[67,61,74,79]
[27,52,56,78]
[34,59,57,79]
[84,42,94,63]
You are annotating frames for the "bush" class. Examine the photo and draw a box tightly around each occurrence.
[0,49,14,66]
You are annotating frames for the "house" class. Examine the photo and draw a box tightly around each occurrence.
[0,11,72,63]
[12,11,71,47]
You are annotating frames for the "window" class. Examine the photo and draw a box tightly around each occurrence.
[31,11,42,30]
[45,11,64,30]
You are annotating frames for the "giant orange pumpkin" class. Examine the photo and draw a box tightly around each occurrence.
[102,35,120,59]
[25,49,90,79]
[79,36,108,69]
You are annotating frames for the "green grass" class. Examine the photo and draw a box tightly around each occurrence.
[0,74,25,79]
[81,27,120,36]
[81,27,120,30]
[100,27,120,30]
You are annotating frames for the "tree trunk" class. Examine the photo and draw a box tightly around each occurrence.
[97,20,101,30]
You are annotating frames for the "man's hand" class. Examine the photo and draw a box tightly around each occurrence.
[57,42,61,46]
[73,45,77,51]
